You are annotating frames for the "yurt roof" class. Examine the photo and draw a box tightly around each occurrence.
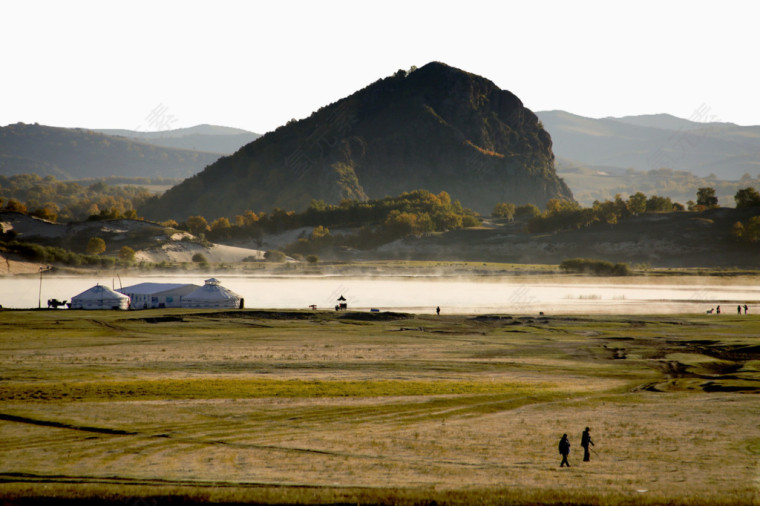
[72,284,130,301]
[119,282,199,296]
[183,279,241,301]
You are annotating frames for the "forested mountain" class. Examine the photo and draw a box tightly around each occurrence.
[0,123,221,179]
[142,62,572,221]
[95,124,260,155]
[537,110,760,179]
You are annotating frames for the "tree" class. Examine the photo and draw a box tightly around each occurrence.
[746,216,760,243]
[646,195,673,212]
[4,199,27,214]
[86,237,106,255]
[627,192,647,215]
[185,216,210,236]
[310,225,331,240]
[735,187,760,208]
[731,221,745,241]
[31,206,58,222]
[118,246,135,262]
[515,203,541,220]
[696,187,718,208]
[491,202,516,220]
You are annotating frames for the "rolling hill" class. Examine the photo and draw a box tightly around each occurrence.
[0,123,222,180]
[95,124,260,155]
[538,110,760,179]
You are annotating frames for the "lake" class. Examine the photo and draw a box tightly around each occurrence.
[2,273,758,314]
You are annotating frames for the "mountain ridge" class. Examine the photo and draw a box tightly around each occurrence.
[95,124,261,154]
[537,110,760,179]
[0,123,222,180]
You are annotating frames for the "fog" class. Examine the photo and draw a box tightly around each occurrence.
[3,274,758,315]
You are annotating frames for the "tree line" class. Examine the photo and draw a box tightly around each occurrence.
[490,187,760,234]
[0,174,152,222]
[170,190,481,256]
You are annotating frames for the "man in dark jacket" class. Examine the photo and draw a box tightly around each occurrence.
[559,434,571,467]
[581,427,594,462]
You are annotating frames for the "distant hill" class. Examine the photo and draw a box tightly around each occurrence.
[0,123,221,180]
[142,62,573,221]
[95,124,260,155]
[537,110,760,179]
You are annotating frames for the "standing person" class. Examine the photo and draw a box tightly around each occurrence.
[717,305,721,314]
[738,305,742,315]
[744,304,749,315]
[581,427,594,462]
[436,306,440,316]
[558,434,571,467]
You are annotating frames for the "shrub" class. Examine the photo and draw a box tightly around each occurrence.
[560,258,631,276]
[264,250,287,262]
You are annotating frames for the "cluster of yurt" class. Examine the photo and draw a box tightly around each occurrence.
[117,282,200,309]
[69,278,242,310]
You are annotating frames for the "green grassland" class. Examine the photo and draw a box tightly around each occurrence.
[0,309,758,505]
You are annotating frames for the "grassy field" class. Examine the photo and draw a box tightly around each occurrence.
[0,308,758,505]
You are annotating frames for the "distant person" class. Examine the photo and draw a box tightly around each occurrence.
[716,305,721,314]
[738,305,742,315]
[558,434,571,467]
[744,304,749,315]
[436,306,440,316]
[581,427,594,462]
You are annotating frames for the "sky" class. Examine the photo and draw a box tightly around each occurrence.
[2,0,757,134]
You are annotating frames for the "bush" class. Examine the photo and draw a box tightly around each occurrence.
[560,258,631,276]
[264,250,287,262]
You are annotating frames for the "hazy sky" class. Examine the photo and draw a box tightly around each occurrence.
[2,0,757,134]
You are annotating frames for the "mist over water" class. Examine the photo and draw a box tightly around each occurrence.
[4,274,758,315]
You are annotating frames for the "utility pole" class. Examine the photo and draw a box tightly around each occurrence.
[38,265,49,309]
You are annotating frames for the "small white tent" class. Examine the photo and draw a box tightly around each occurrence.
[181,278,242,309]
[70,284,130,310]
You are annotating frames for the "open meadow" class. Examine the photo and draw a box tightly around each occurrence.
[0,308,758,505]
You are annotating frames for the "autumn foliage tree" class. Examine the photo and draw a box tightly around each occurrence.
[86,237,106,255]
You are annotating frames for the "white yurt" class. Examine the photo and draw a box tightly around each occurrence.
[70,284,131,310]
[181,278,243,309]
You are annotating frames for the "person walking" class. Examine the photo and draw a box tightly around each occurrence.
[738,305,742,315]
[744,304,749,315]
[558,434,571,467]
[436,306,440,316]
[581,427,594,462]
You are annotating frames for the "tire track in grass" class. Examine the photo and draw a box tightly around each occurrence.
[0,413,136,435]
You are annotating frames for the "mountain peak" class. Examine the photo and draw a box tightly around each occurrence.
[143,63,572,221]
